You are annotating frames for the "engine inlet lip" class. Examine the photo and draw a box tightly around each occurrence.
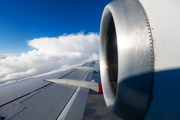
[100,6,117,107]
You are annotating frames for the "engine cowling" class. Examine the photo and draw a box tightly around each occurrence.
[100,0,180,120]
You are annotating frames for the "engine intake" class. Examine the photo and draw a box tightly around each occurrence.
[106,15,118,97]
[100,0,154,119]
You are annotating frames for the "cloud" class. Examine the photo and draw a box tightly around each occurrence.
[0,54,19,59]
[0,32,99,81]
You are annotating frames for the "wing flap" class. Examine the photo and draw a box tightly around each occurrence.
[65,88,89,120]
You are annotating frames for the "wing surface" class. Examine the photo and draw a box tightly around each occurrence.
[0,61,98,120]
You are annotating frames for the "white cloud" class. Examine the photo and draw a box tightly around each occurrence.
[0,54,19,59]
[0,32,99,81]
[28,32,99,56]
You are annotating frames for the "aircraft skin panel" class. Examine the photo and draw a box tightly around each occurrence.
[0,61,96,120]
[63,88,89,120]
[139,0,180,119]
[0,68,75,107]
[139,0,180,71]
[83,71,93,82]
[62,69,87,80]
[10,84,77,120]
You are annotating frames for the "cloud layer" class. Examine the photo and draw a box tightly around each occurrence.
[0,32,99,81]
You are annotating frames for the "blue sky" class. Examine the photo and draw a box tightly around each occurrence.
[0,0,112,81]
[0,0,112,54]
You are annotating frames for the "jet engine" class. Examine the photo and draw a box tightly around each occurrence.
[100,0,180,120]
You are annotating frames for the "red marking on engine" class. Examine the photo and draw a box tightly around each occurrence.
[98,83,103,94]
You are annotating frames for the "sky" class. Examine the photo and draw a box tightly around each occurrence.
[0,0,112,82]
[0,0,112,54]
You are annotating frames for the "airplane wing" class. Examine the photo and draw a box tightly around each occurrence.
[0,61,101,120]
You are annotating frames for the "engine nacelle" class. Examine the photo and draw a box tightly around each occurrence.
[100,0,180,120]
